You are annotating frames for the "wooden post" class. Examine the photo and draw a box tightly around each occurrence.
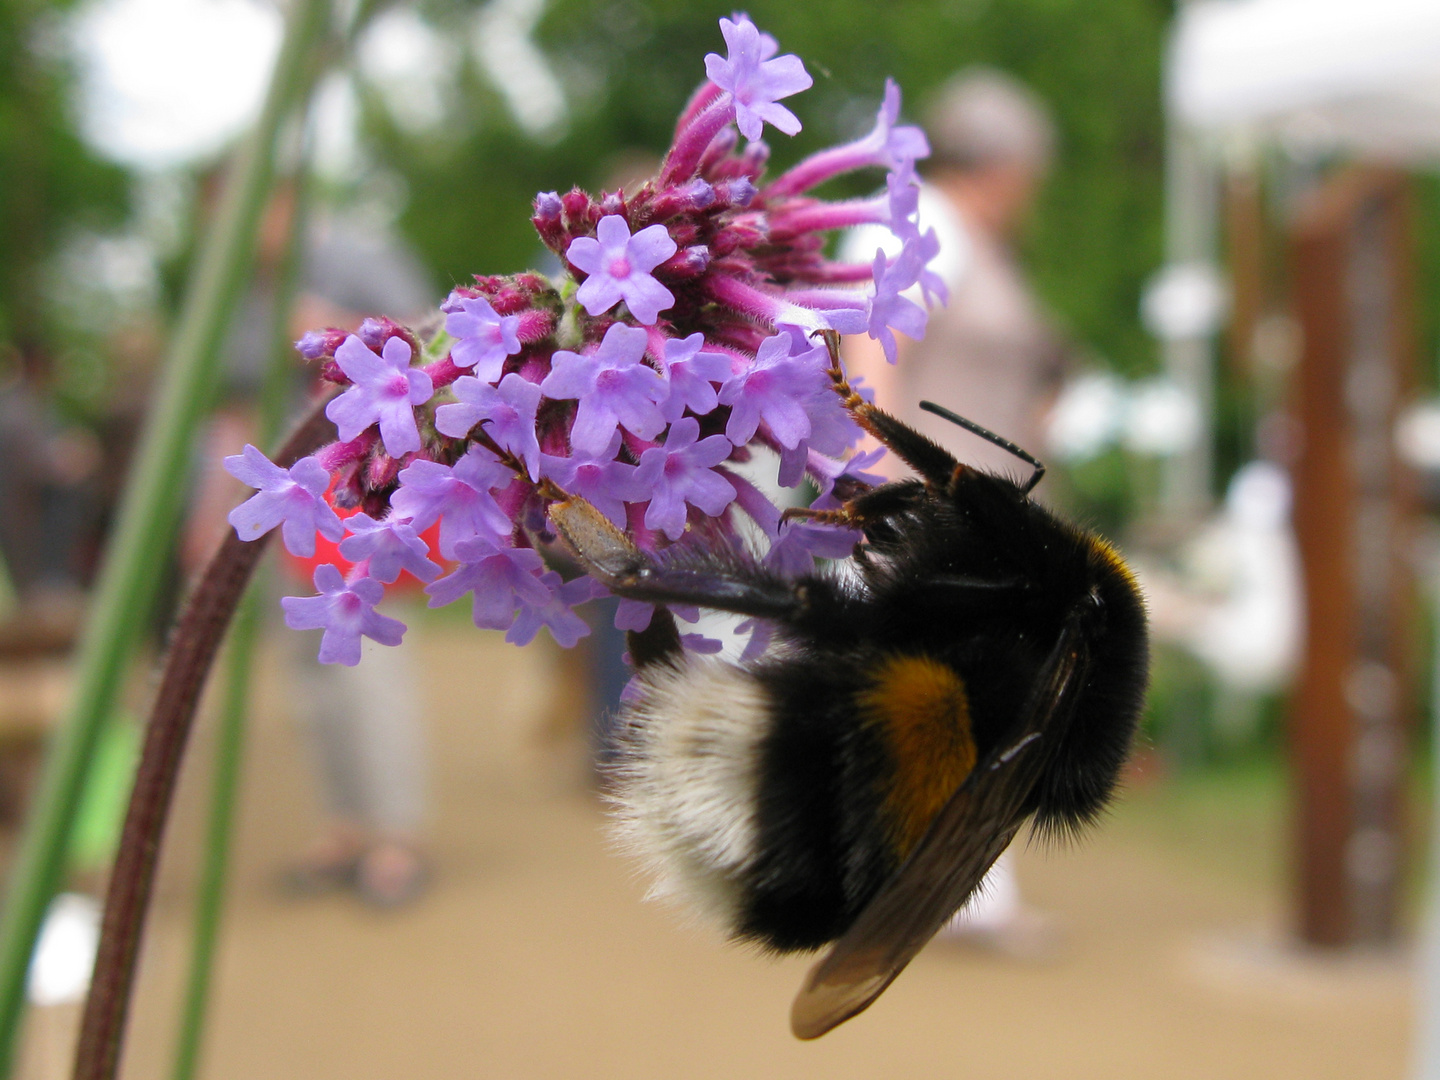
[1288,167,1416,947]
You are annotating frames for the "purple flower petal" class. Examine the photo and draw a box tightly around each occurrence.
[507,572,604,648]
[539,323,666,456]
[660,333,734,422]
[425,541,552,631]
[338,513,441,583]
[436,373,542,480]
[325,335,433,456]
[224,446,342,557]
[446,295,522,381]
[567,216,677,325]
[765,519,862,578]
[632,417,737,541]
[704,16,812,141]
[867,240,930,364]
[390,445,515,558]
[717,332,827,449]
[281,565,406,666]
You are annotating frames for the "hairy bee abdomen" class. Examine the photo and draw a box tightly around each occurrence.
[608,650,980,953]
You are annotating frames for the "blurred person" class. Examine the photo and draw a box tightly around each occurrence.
[844,67,1066,955]
[185,184,436,906]
[0,349,102,615]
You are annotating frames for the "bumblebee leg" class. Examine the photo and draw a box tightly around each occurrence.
[783,481,927,550]
[780,507,856,528]
[545,486,804,620]
[819,331,961,491]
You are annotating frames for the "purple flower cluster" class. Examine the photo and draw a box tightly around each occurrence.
[228,16,941,664]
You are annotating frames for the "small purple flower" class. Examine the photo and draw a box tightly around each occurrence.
[425,539,552,631]
[631,417,736,541]
[295,327,346,361]
[765,518,861,578]
[614,598,701,633]
[722,467,782,539]
[736,617,774,662]
[717,332,826,449]
[338,513,441,584]
[445,295,523,380]
[224,445,343,557]
[813,446,888,509]
[659,333,734,422]
[540,323,667,456]
[704,15,812,141]
[615,597,655,633]
[326,335,434,457]
[566,215,677,325]
[390,445,515,558]
[681,632,724,655]
[858,79,930,170]
[508,572,605,648]
[886,160,922,236]
[436,372,543,480]
[281,564,406,666]
[868,239,929,365]
[882,161,948,309]
[539,432,647,528]
[915,226,949,308]
[780,378,864,485]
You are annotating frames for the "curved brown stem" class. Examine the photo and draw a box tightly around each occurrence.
[72,399,335,1080]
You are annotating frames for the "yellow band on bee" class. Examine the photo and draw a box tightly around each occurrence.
[858,654,978,858]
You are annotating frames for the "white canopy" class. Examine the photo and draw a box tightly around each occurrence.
[1169,0,1440,162]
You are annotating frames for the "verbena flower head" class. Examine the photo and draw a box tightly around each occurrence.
[232,15,943,664]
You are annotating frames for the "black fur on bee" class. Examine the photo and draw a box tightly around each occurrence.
[545,335,1148,970]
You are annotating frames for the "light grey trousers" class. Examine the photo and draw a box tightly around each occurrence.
[289,635,429,836]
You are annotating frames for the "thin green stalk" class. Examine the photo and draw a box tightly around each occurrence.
[169,154,314,1080]
[0,0,332,1071]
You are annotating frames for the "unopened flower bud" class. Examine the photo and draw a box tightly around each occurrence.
[598,190,627,218]
[561,188,592,229]
[358,316,419,356]
[714,178,757,208]
[658,245,711,280]
[651,179,715,220]
[296,326,348,361]
[533,190,563,221]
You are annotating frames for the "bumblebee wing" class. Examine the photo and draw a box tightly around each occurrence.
[790,615,1089,1040]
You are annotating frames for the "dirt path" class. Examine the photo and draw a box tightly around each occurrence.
[63,623,1413,1079]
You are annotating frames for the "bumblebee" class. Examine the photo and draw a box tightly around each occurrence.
[545,332,1149,1039]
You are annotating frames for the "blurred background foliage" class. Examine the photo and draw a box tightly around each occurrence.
[0,0,129,414]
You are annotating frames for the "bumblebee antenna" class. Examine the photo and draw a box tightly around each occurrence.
[919,401,1046,496]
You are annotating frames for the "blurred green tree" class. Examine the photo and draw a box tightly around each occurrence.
[0,0,129,373]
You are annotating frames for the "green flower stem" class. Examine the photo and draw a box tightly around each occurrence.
[0,0,333,1072]
[169,152,315,1080]
[73,399,335,1080]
